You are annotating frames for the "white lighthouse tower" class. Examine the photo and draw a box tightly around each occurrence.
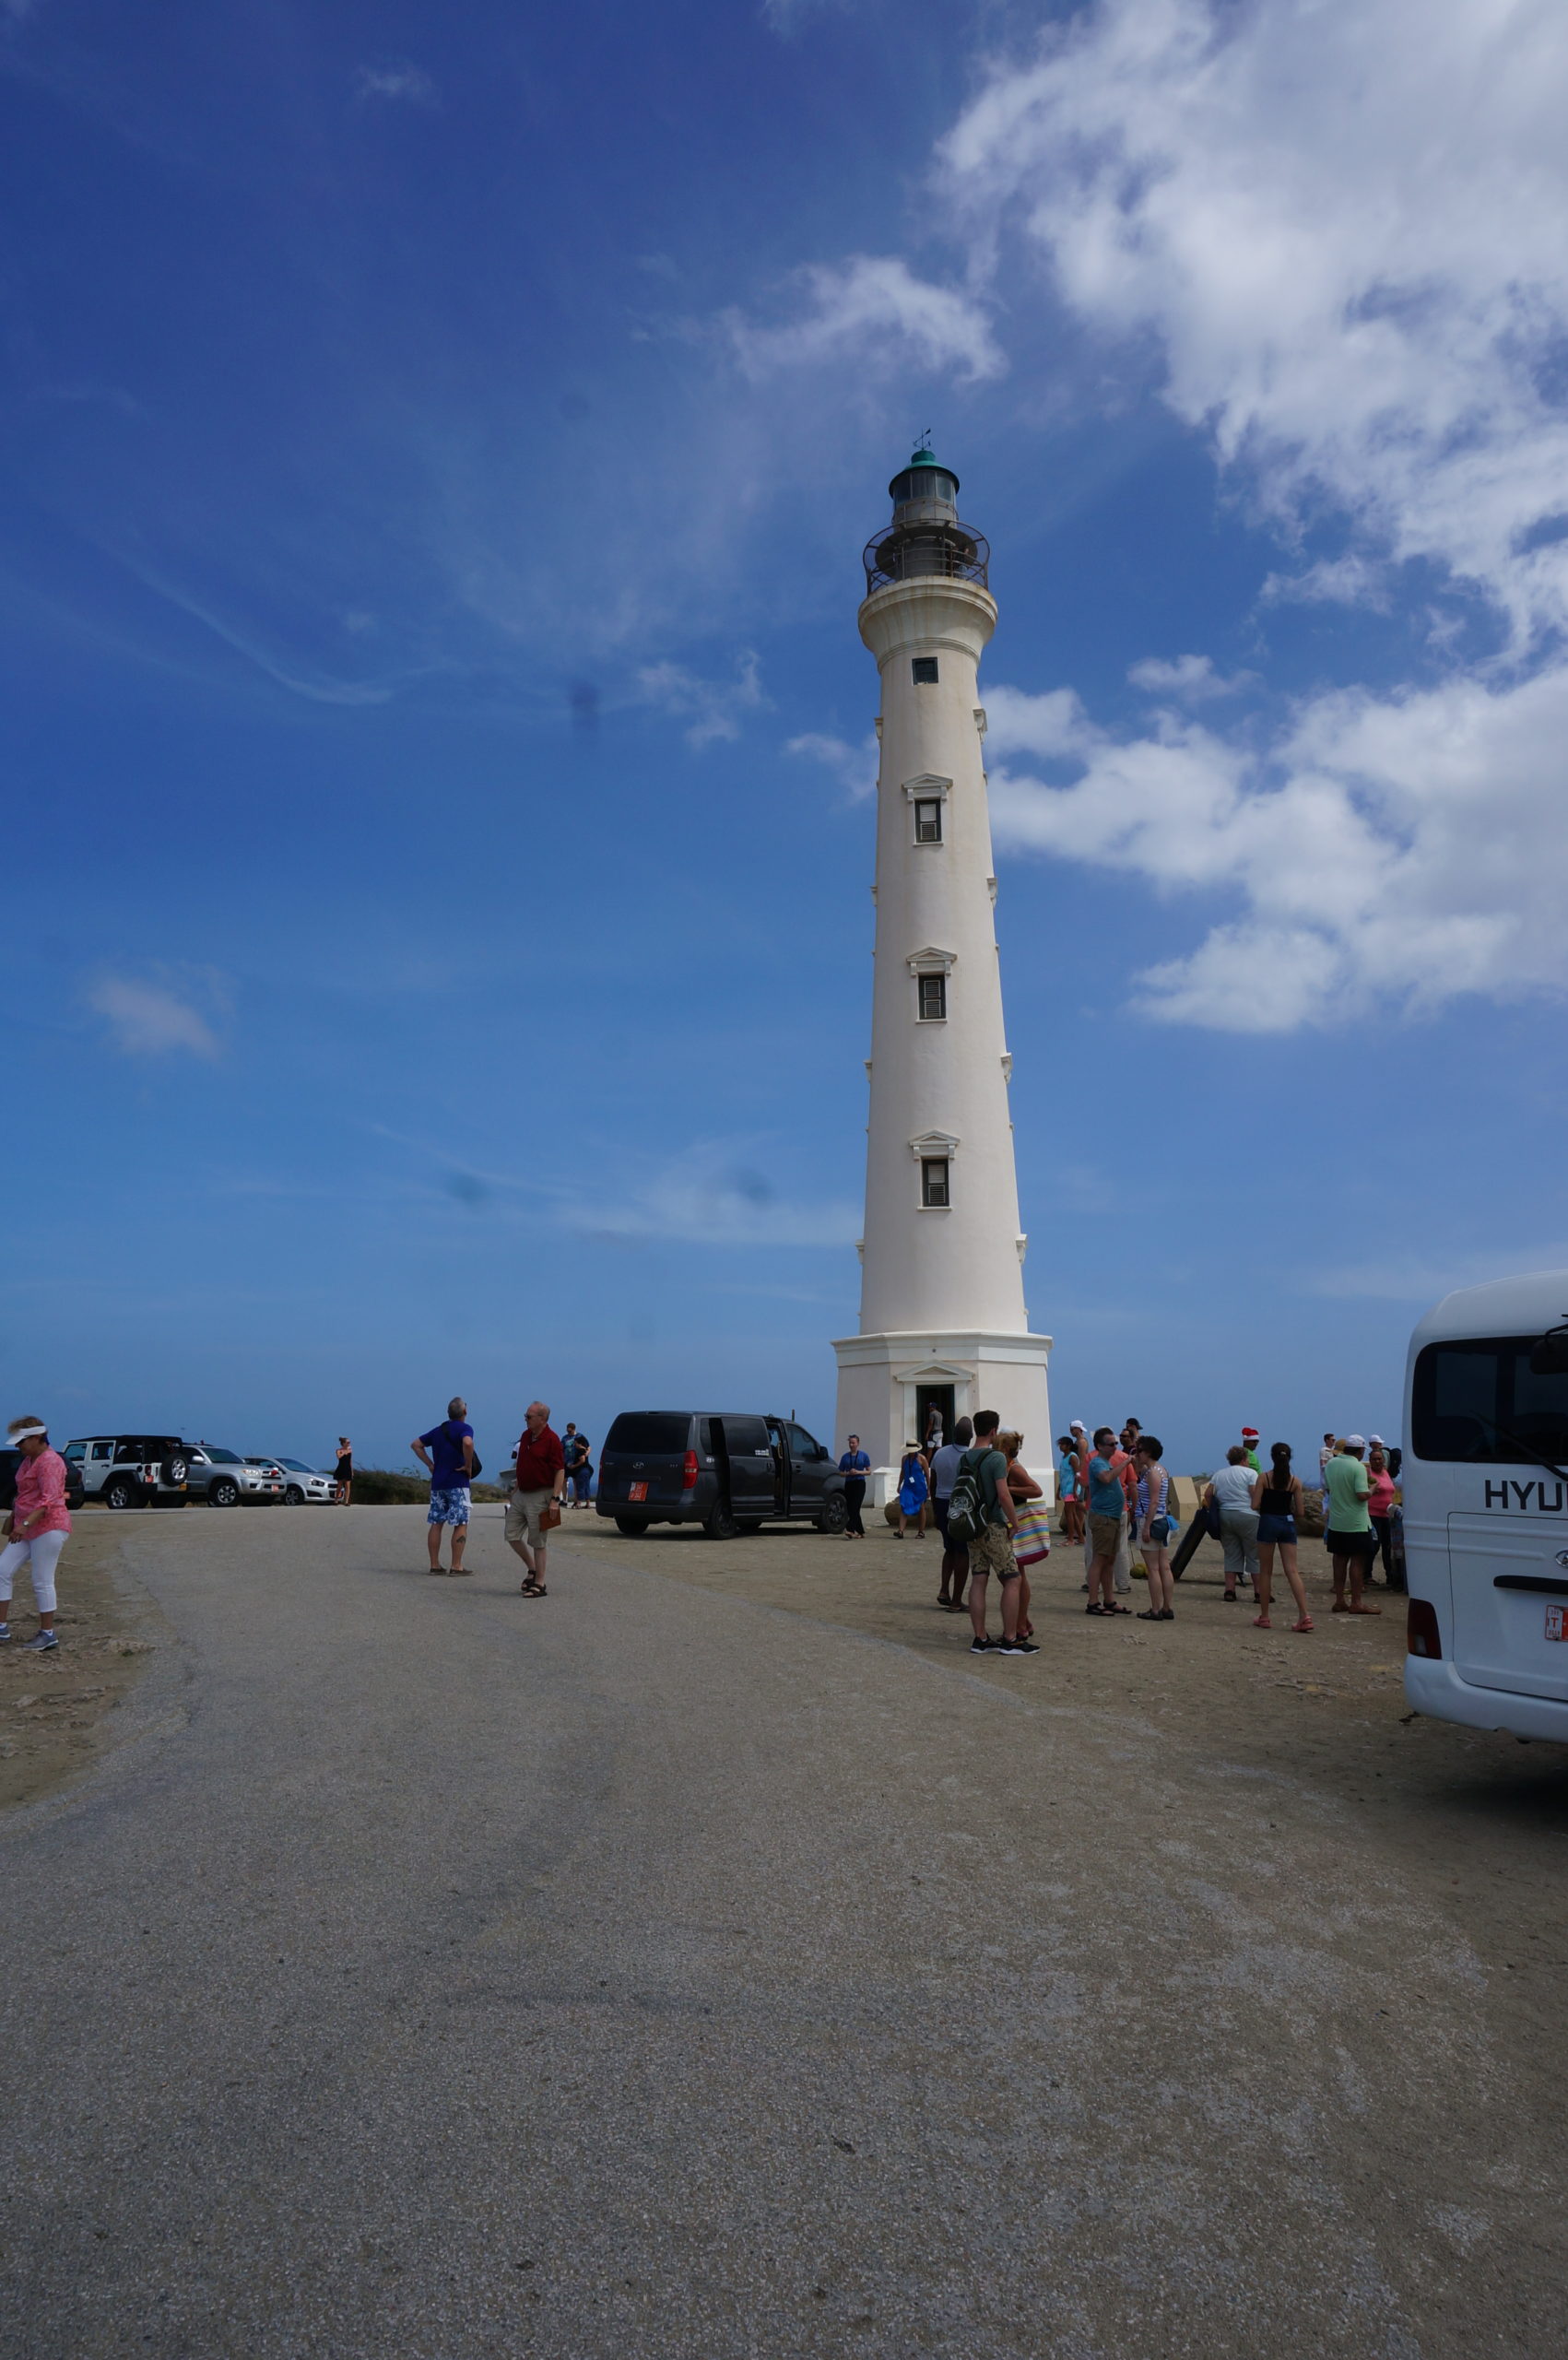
[832,448,1052,1502]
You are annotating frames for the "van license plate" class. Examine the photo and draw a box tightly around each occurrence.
[629,1481,648,1502]
[1547,1605,1567,1642]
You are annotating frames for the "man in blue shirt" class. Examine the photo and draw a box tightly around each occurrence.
[413,1395,476,1576]
[837,1435,870,1538]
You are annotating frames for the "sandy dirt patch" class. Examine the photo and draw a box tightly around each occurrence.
[0,1507,163,1812]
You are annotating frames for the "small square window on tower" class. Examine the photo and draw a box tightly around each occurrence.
[912,656,939,685]
[917,972,947,1021]
[913,798,943,844]
[921,1156,950,1209]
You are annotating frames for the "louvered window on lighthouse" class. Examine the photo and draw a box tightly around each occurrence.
[917,972,947,1021]
[912,657,939,685]
[913,798,943,844]
[921,1157,950,1209]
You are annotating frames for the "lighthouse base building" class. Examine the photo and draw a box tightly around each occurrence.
[833,1329,1054,1511]
[831,452,1051,1505]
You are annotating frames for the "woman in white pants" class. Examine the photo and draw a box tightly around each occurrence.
[1,1416,71,1654]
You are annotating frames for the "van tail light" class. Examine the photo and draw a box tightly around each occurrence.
[682,1450,699,1492]
[1407,1598,1443,1659]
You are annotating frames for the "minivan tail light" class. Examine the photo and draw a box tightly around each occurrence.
[1407,1598,1443,1659]
[682,1450,699,1492]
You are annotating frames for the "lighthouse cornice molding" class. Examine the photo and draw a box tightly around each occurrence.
[857,576,996,666]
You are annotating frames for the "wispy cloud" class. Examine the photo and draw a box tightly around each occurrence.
[565,1139,860,1248]
[1309,1249,1568,1304]
[112,551,399,706]
[87,974,224,1060]
[787,730,878,801]
[374,1122,856,1248]
[637,649,768,748]
[353,63,436,105]
[1126,655,1254,702]
[729,255,1003,385]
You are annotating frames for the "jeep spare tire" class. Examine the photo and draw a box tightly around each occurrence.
[161,1451,188,1488]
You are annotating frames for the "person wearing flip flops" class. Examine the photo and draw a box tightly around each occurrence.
[0,1416,70,1652]
[506,1400,566,1599]
[1249,1441,1314,1632]
[413,1398,476,1575]
[1323,1434,1381,1616]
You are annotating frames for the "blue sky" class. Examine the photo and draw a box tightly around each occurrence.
[5,0,1567,1473]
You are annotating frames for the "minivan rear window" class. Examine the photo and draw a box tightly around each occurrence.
[604,1415,692,1456]
[1412,1338,1568,1463]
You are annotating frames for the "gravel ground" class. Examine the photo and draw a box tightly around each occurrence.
[2,1503,1564,2358]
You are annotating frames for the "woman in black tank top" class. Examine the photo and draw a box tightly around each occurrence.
[1250,1443,1313,1632]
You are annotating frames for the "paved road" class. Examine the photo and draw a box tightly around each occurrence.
[2,1506,1563,2357]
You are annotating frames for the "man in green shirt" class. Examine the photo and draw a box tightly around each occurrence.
[1323,1434,1379,1614]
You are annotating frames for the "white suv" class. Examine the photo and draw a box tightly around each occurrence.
[184,1446,286,1507]
[66,1435,191,1510]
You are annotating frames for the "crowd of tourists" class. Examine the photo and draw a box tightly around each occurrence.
[863,1409,1403,1652]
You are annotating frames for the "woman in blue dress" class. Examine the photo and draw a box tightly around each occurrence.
[898,1442,930,1539]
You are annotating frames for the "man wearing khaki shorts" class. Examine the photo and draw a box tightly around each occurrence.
[962,1410,1037,1658]
[506,1400,566,1598]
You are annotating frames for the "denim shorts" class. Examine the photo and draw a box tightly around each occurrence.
[1256,1513,1297,1545]
[428,1484,471,1528]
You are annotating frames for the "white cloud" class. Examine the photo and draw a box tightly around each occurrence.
[941,0,1568,643]
[988,662,1568,1030]
[637,648,768,748]
[730,256,1003,386]
[787,730,878,801]
[914,0,1568,1031]
[354,63,436,105]
[1126,654,1251,702]
[88,976,222,1060]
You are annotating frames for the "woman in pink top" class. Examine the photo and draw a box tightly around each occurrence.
[1,1415,72,1653]
[1365,1447,1397,1587]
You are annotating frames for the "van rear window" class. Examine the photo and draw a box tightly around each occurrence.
[604,1415,692,1456]
[1412,1338,1568,1463]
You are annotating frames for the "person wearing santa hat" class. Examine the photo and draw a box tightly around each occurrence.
[1239,1426,1262,1472]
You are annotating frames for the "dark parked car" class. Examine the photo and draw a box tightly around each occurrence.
[1,1446,86,1516]
[596,1411,847,1539]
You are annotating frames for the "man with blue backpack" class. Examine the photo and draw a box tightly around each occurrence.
[944,1410,1037,1658]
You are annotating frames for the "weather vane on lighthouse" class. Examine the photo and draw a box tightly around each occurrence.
[831,445,1053,1500]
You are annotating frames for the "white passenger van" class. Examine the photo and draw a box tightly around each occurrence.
[1404,1271,1568,1740]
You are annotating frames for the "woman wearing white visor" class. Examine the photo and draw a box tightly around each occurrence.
[1,1416,71,1652]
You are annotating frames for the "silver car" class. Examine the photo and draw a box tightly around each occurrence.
[184,1445,286,1507]
[271,1457,337,1505]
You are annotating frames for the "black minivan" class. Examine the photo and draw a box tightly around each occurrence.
[596,1412,847,1539]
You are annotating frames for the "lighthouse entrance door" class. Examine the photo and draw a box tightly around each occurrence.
[915,1385,956,1453]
